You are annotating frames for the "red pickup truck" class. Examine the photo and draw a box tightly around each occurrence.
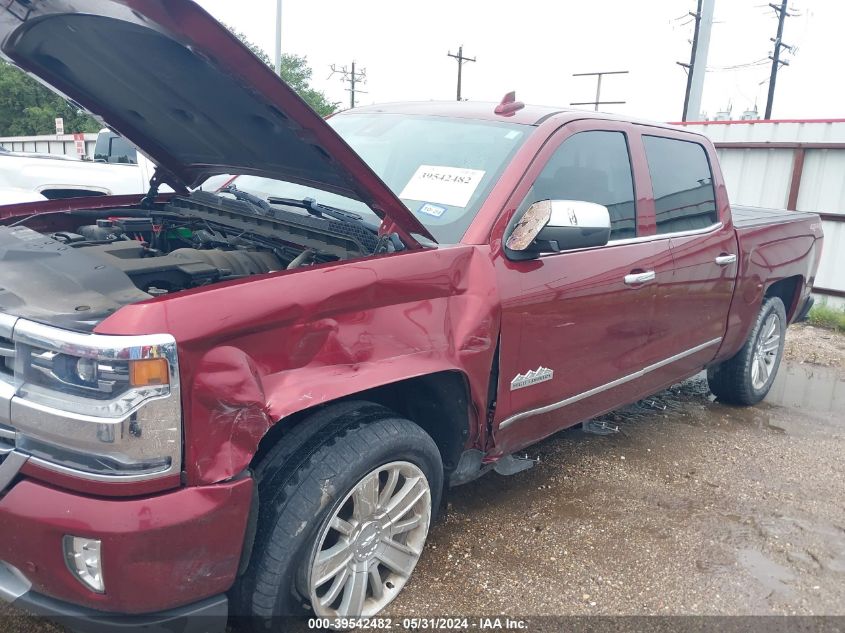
[0,1,823,630]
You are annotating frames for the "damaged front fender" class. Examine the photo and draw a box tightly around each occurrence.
[190,346,273,485]
[97,245,502,486]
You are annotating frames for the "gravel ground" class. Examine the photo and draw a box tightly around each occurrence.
[3,325,843,630]
[783,324,845,369]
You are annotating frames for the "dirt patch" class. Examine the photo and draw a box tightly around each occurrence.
[784,324,845,369]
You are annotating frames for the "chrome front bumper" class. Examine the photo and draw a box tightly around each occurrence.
[0,449,27,493]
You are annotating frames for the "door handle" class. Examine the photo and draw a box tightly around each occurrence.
[715,254,737,266]
[624,271,656,286]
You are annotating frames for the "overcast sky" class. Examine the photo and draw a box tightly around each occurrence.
[194,0,841,122]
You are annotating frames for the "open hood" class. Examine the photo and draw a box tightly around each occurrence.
[0,0,434,243]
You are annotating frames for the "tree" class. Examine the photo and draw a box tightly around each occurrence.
[0,61,100,136]
[227,27,338,117]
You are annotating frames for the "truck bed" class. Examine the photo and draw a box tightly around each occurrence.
[732,205,820,229]
[723,203,824,355]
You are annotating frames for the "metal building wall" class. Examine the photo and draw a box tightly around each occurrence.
[716,148,793,208]
[677,119,845,308]
[0,133,98,159]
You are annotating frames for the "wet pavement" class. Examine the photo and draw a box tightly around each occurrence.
[5,330,845,629]
[387,360,845,616]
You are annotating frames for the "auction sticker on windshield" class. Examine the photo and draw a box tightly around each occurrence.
[418,202,448,218]
[399,165,485,208]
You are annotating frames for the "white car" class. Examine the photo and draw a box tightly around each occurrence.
[0,187,47,205]
[0,130,158,200]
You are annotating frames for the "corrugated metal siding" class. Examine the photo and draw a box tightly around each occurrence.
[716,148,793,208]
[798,149,845,308]
[816,221,845,294]
[691,120,845,144]
[681,120,845,308]
[797,149,845,214]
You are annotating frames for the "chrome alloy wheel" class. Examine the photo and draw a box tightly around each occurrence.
[308,461,431,617]
[751,312,781,390]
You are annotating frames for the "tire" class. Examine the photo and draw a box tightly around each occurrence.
[234,401,443,624]
[707,296,787,406]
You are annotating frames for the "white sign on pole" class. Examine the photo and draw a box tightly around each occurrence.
[55,117,64,135]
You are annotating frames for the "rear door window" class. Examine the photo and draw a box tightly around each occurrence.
[642,135,718,234]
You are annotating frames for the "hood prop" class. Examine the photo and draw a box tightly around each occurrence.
[141,168,187,209]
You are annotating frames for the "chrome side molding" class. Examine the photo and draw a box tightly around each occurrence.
[607,222,724,247]
[499,337,722,429]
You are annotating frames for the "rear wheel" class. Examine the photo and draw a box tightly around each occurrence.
[707,296,787,405]
[235,402,443,622]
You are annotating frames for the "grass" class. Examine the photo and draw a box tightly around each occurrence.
[807,302,845,332]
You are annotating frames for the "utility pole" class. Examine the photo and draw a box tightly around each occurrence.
[274,0,282,76]
[570,71,628,111]
[677,0,714,121]
[329,62,367,109]
[678,0,701,122]
[447,45,476,101]
[765,0,791,119]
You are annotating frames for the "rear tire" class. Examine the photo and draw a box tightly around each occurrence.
[707,296,787,405]
[234,402,443,624]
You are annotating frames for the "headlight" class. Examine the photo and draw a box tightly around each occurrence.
[6,319,181,482]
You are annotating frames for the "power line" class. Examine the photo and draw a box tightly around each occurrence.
[447,45,476,101]
[764,0,792,119]
[570,70,628,111]
[707,58,769,71]
[329,62,367,109]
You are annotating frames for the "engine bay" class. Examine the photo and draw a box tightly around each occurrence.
[0,190,398,329]
[44,190,389,296]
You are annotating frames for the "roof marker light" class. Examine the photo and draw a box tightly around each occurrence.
[494,91,525,117]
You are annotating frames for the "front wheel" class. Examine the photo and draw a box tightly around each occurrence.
[235,402,443,622]
[707,296,787,405]
[309,460,432,617]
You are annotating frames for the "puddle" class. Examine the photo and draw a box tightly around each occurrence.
[589,377,714,429]
[397,355,845,616]
[737,548,797,598]
[588,362,845,439]
[765,361,845,414]
[605,362,845,420]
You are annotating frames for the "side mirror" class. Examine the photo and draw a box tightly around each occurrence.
[505,200,611,259]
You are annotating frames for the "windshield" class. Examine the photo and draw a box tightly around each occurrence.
[226,113,528,244]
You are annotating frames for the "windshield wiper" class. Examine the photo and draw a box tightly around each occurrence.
[220,184,273,214]
[267,196,379,233]
[221,184,377,233]
[220,185,382,241]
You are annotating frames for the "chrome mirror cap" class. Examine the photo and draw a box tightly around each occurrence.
[506,199,611,257]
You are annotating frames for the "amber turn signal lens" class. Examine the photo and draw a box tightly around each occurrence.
[129,358,170,387]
